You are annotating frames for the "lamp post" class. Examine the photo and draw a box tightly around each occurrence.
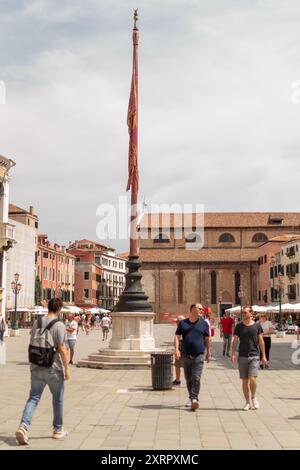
[277,272,285,335]
[218,292,222,320]
[10,272,22,337]
[270,255,276,302]
[238,284,244,319]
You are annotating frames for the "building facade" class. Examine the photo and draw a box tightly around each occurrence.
[257,235,300,305]
[6,212,37,309]
[0,157,16,335]
[37,235,75,306]
[277,238,300,303]
[68,240,126,309]
[139,212,300,322]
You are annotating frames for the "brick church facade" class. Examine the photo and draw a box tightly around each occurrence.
[138,212,300,322]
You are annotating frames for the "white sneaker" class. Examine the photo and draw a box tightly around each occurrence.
[191,399,199,410]
[252,397,259,409]
[52,429,68,440]
[15,426,29,445]
[243,403,251,411]
[185,399,191,407]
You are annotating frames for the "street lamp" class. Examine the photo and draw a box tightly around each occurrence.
[238,284,244,318]
[11,272,22,335]
[218,291,223,320]
[277,272,285,332]
[270,255,276,302]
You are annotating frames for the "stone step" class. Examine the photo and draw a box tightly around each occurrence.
[87,354,150,363]
[97,348,158,357]
[77,359,150,369]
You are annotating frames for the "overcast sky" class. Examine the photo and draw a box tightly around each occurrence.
[1,0,300,252]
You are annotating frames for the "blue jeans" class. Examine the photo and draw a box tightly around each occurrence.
[183,354,204,401]
[20,367,64,432]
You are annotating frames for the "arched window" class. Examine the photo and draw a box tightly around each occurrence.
[185,233,202,243]
[219,233,235,243]
[185,233,202,249]
[252,233,268,243]
[177,271,184,304]
[211,271,217,304]
[235,271,241,304]
[153,232,170,243]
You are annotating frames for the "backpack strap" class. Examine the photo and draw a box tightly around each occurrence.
[41,318,59,335]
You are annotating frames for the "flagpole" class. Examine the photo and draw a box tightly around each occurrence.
[129,8,139,257]
[114,9,152,313]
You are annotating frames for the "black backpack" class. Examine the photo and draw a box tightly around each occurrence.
[28,317,58,367]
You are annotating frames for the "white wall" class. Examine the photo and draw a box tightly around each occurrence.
[6,218,36,309]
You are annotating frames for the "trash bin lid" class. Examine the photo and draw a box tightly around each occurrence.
[150,351,173,357]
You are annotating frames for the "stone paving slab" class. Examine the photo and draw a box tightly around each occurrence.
[0,326,300,450]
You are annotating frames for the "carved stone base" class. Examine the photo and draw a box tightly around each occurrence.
[10,329,20,337]
[276,331,286,338]
[77,311,157,369]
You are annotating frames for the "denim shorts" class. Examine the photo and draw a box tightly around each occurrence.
[67,339,76,351]
[238,356,260,379]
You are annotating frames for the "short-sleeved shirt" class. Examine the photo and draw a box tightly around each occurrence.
[260,321,273,337]
[220,316,235,335]
[30,317,67,371]
[175,318,210,357]
[65,320,78,340]
[234,321,263,358]
[101,317,111,328]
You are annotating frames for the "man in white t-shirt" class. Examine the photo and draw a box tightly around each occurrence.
[100,314,111,341]
[65,314,78,365]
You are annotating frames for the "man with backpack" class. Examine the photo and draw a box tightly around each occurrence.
[174,304,211,411]
[15,298,70,445]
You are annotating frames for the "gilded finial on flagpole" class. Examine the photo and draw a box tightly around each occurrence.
[133,8,138,30]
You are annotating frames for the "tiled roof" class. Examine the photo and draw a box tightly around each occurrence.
[74,239,113,251]
[266,234,300,243]
[139,212,300,229]
[9,203,28,214]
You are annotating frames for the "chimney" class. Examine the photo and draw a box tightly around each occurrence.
[29,206,34,215]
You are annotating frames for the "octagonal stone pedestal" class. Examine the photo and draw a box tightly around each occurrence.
[9,329,20,337]
[276,331,286,338]
[77,311,157,369]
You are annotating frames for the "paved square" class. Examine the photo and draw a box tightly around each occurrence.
[0,325,300,450]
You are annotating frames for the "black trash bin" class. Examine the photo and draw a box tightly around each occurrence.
[151,351,173,390]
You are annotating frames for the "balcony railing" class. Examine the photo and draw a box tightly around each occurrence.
[286,248,296,258]
[0,222,15,250]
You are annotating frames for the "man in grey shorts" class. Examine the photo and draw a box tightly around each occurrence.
[65,313,78,365]
[231,306,267,411]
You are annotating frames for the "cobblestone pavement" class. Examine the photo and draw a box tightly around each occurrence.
[0,325,300,450]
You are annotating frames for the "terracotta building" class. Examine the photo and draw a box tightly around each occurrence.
[257,234,300,305]
[275,237,300,303]
[138,212,300,322]
[68,240,126,309]
[37,235,75,306]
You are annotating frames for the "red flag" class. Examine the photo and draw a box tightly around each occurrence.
[126,44,139,192]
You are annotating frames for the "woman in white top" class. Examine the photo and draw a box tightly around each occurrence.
[259,314,273,369]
